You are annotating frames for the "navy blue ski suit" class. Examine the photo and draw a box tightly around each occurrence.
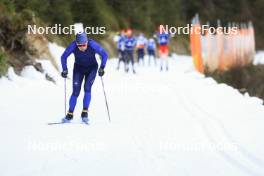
[61,39,108,112]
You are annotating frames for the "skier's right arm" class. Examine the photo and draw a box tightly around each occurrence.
[61,42,76,71]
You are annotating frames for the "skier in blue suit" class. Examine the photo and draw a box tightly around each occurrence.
[156,31,170,71]
[60,32,108,124]
[116,31,126,70]
[136,33,147,66]
[124,29,136,73]
[147,38,156,66]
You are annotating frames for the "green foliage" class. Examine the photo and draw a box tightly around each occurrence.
[0,0,264,48]
[13,0,73,26]
[0,51,8,77]
[0,0,15,13]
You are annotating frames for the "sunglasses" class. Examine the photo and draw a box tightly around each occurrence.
[77,44,87,47]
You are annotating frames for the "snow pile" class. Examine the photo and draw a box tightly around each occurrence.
[37,59,61,83]
[20,65,45,80]
[48,42,74,79]
[0,44,264,176]
[7,67,20,81]
[253,51,264,65]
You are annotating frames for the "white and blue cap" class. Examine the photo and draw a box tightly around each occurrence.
[76,32,88,45]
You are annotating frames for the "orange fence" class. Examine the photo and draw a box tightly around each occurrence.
[190,15,255,73]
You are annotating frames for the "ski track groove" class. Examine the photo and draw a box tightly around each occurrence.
[185,92,264,169]
[2,57,264,176]
[170,84,264,176]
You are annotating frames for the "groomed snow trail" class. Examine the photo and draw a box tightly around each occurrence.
[0,50,264,176]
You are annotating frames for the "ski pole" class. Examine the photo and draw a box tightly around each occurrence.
[64,78,67,116]
[100,77,111,122]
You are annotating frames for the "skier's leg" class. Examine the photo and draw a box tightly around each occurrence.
[130,51,136,74]
[153,51,157,66]
[166,56,169,71]
[128,51,131,72]
[160,57,164,71]
[148,50,151,66]
[123,50,128,72]
[128,50,132,72]
[121,51,125,70]
[139,49,144,66]
[137,49,140,65]
[117,49,122,70]
[80,65,98,123]
[63,66,85,122]
[62,68,84,122]
[149,55,151,66]
[149,50,155,66]
[83,65,98,110]
[69,68,84,113]
[117,50,120,70]
[142,49,145,66]
[117,59,121,70]
[165,46,169,71]
[159,47,163,71]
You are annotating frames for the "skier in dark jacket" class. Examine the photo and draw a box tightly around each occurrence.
[60,32,108,124]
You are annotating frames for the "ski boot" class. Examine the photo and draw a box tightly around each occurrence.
[81,109,89,124]
[62,112,73,123]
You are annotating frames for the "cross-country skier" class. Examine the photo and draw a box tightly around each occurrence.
[60,32,108,124]
[115,30,126,70]
[124,29,136,73]
[147,38,156,66]
[156,30,170,71]
[136,33,147,66]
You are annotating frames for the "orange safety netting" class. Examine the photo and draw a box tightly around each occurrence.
[190,16,204,73]
[190,16,255,73]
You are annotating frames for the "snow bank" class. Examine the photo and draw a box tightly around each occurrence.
[7,67,19,81]
[20,65,45,80]
[48,42,74,78]
[37,59,61,83]
[253,51,264,65]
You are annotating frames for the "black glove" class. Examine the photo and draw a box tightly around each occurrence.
[98,67,105,77]
[61,69,68,78]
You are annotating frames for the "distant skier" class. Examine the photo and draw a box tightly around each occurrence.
[136,33,147,66]
[60,32,108,124]
[114,30,126,70]
[124,29,136,73]
[156,30,170,71]
[147,38,156,66]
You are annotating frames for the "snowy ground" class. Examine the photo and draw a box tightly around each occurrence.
[1,44,264,176]
[253,51,264,65]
